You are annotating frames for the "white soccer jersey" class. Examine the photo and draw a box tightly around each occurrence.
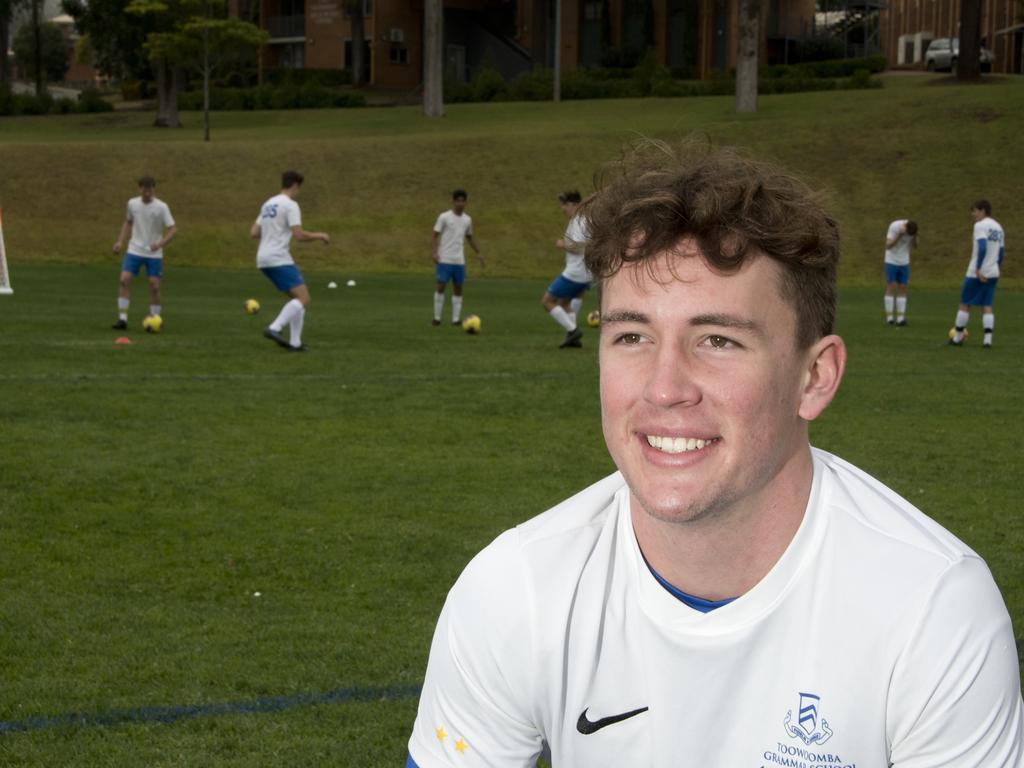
[884,219,913,266]
[434,210,473,265]
[126,197,175,259]
[561,214,592,284]
[408,449,1023,768]
[255,193,302,268]
[967,217,1005,279]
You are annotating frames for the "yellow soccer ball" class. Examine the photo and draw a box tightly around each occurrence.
[587,310,601,328]
[947,327,967,339]
[142,314,163,334]
[245,298,261,315]
[462,315,482,334]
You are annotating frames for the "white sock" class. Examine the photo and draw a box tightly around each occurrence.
[289,304,306,347]
[433,292,444,321]
[549,305,576,332]
[983,313,994,345]
[895,296,906,320]
[954,310,970,342]
[118,297,129,321]
[149,304,161,317]
[271,298,302,332]
[570,297,583,315]
[452,296,463,323]
[884,295,894,319]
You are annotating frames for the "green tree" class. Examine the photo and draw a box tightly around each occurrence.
[0,0,29,86]
[13,18,69,85]
[127,0,264,130]
[62,0,152,83]
[177,9,267,139]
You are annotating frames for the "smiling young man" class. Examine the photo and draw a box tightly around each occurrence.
[405,146,1023,767]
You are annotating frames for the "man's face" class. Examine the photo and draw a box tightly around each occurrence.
[970,207,985,222]
[599,244,827,527]
[139,185,155,203]
[559,201,578,219]
[452,197,467,214]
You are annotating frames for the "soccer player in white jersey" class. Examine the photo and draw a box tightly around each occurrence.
[949,199,1005,348]
[541,190,592,348]
[251,170,330,352]
[431,189,482,326]
[883,218,917,325]
[406,145,1023,768]
[111,176,177,329]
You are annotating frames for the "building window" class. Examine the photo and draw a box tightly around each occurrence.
[389,46,408,64]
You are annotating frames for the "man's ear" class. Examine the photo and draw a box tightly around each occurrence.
[798,334,846,421]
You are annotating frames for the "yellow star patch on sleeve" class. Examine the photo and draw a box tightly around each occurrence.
[435,727,447,742]
[454,738,468,754]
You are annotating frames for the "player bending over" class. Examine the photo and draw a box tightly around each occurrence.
[883,218,917,325]
[251,170,330,352]
[111,176,176,330]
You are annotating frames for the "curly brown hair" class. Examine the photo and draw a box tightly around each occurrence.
[582,141,840,349]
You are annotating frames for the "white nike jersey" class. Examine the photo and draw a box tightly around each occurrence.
[126,197,175,259]
[408,449,1023,768]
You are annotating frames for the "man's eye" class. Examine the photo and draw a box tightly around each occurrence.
[708,335,731,349]
[617,333,643,345]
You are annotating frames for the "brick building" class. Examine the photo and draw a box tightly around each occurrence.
[879,0,1023,74]
[259,0,817,88]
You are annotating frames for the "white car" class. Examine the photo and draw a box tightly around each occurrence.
[924,37,994,73]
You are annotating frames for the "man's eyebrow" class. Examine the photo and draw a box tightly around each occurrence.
[689,313,765,336]
[600,310,649,324]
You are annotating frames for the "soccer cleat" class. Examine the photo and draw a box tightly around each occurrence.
[452,320,461,326]
[559,328,584,348]
[263,327,290,348]
[286,343,308,352]
[895,319,907,327]
[431,319,441,326]
[947,338,963,347]
[886,318,895,326]
[111,319,128,330]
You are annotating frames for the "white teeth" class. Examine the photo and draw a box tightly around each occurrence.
[645,435,715,453]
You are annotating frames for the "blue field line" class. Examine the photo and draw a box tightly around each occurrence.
[0,683,422,735]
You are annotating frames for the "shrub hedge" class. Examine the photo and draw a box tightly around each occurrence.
[176,84,366,111]
[445,54,885,104]
[0,85,114,116]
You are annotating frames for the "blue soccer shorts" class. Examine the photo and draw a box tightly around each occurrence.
[435,263,466,286]
[261,264,305,292]
[122,253,164,279]
[546,274,589,300]
[884,264,909,285]
[960,277,998,306]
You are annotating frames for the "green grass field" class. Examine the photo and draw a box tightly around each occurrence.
[0,263,1021,765]
[0,73,1021,286]
[1,79,1022,764]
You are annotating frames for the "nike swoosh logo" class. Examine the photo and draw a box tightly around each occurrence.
[576,706,649,734]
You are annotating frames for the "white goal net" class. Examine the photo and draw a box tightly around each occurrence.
[0,207,12,295]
